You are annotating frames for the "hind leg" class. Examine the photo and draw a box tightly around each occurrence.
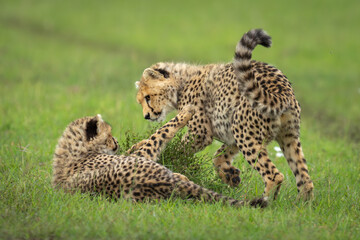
[233,131,284,199]
[277,136,314,200]
[129,182,175,202]
[255,147,284,199]
[213,144,241,187]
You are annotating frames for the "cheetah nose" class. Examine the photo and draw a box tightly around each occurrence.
[144,113,150,120]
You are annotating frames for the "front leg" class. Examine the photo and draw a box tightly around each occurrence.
[130,105,195,161]
[182,109,213,153]
[213,144,241,187]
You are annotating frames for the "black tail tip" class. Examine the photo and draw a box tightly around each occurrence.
[249,196,269,208]
[250,29,272,48]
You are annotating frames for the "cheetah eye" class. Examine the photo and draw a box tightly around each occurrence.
[145,95,151,102]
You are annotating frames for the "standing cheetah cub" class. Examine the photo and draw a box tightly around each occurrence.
[52,107,267,207]
[135,29,314,200]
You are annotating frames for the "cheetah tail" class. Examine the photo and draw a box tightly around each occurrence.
[174,178,268,208]
[234,29,271,75]
[234,29,289,116]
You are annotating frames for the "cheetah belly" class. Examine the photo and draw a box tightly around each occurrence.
[211,114,236,146]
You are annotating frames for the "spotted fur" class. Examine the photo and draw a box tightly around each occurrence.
[52,107,267,207]
[136,29,314,200]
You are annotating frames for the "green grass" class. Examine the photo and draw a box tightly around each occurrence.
[1,0,359,239]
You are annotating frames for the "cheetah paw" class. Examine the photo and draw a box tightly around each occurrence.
[218,166,241,187]
[181,105,196,116]
[249,196,269,208]
[297,182,314,201]
[127,139,148,154]
[173,173,190,182]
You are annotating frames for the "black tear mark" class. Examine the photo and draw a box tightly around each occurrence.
[146,101,155,113]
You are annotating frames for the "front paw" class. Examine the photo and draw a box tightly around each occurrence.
[217,166,241,187]
[181,105,196,116]
[127,139,148,154]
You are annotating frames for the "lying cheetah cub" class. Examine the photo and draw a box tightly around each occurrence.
[52,107,267,207]
[135,29,314,200]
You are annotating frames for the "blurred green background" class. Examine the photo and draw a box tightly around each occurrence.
[1,0,359,136]
[1,0,359,239]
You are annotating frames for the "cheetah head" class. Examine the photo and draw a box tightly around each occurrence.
[57,114,119,157]
[136,66,178,122]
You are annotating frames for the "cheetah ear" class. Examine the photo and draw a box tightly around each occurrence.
[154,68,169,78]
[143,68,162,80]
[96,114,103,122]
[86,118,98,141]
[135,81,140,89]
